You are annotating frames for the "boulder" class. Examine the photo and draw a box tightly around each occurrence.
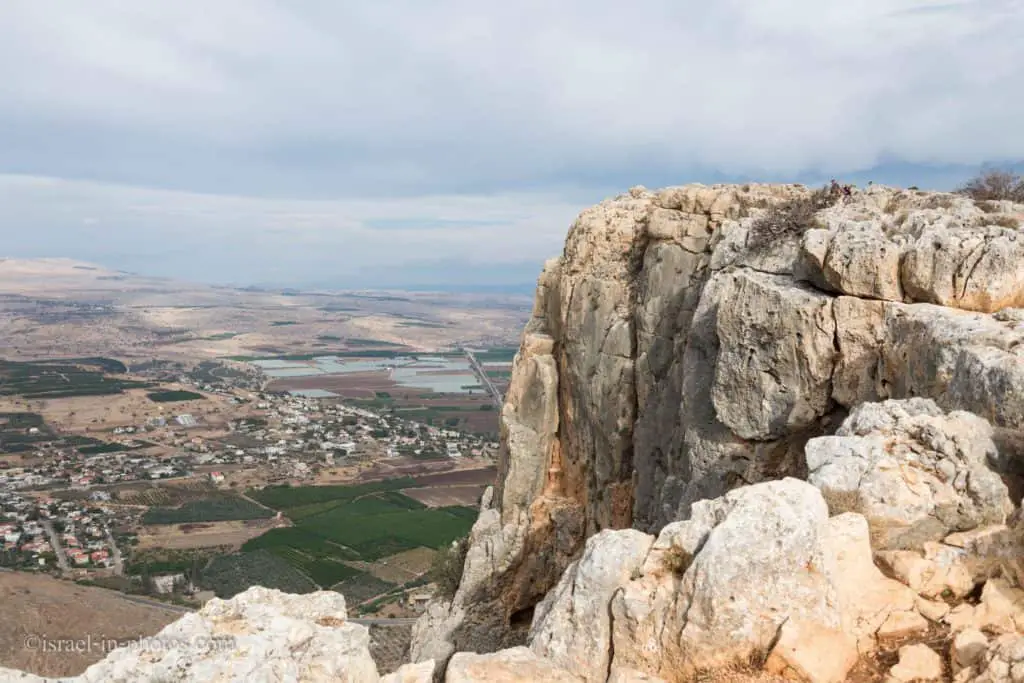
[957,634,1024,683]
[444,647,582,683]
[0,588,381,683]
[901,222,1024,312]
[529,529,654,682]
[886,644,944,682]
[380,660,434,683]
[807,399,1012,549]
[952,629,989,674]
[610,480,852,680]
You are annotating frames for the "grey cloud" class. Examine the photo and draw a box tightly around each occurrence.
[0,1,1020,198]
[0,2,1021,287]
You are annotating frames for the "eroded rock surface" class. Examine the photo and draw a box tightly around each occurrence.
[807,398,1013,549]
[412,183,1024,668]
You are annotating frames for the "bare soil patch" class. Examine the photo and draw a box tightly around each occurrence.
[135,518,282,550]
[0,571,180,677]
[402,484,486,507]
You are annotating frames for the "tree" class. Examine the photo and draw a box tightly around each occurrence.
[957,167,1024,202]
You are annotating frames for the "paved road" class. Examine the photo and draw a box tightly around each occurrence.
[464,349,503,406]
[42,520,70,572]
[106,529,124,575]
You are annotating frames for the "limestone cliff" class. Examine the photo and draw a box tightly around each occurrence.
[411,183,1024,671]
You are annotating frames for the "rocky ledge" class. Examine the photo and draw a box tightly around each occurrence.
[410,183,1024,681]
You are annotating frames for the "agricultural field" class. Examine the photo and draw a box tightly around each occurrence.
[402,484,486,507]
[125,546,228,575]
[0,412,130,455]
[332,573,395,606]
[114,480,226,506]
[135,519,281,550]
[196,550,318,598]
[142,496,274,524]
[0,358,151,400]
[231,476,479,593]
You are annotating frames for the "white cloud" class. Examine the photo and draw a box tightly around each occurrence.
[0,1,1020,284]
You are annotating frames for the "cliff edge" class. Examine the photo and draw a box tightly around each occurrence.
[410,182,1024,681]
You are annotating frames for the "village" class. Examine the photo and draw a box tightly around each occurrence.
[0,367,498,584]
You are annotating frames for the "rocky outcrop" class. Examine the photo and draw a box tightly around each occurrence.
[411,183,1024,668]
[0,587,381,683]
[807,398,1013,549]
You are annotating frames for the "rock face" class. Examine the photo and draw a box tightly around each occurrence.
[0,587,381,683]
[411,183,1024,666]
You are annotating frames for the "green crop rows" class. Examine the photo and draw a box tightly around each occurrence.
[143,497,273,524]
[0,359,150,399]
[242,480,475,586]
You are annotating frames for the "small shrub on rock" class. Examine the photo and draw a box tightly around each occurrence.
[820,487,863,516]
[747,185,840,249]
[431,537,468,600]
[662,544,693,576]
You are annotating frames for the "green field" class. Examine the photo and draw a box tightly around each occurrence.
[147,390,205,403]
[197,550,318,598]
[270,321,298,326]
[333,573,395,605]
[244,481,475,585]
[0,359,149,399]
[143,497,273,524]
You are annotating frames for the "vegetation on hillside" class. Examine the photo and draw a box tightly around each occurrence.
[430,536,468,599]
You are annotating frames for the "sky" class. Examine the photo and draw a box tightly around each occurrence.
[0,1,1022,290]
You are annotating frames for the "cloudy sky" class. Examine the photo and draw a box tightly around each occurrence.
[1,1,1022,290]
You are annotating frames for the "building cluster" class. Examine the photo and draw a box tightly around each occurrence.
[0,490,120,570]
[0,380,497,577]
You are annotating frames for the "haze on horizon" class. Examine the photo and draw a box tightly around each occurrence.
[0,1,1022,291]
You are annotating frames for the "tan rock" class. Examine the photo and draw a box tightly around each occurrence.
[445,647,583,683]
[764,619,858,683]
[381,660,434,683]
[944,578,1024,634]
[807,399,1012,551]
[915,597,951,622]
[951,629,989,673]
[607,668,669,683]
[887,644,944,682]
[877,610,930,639]
[960,634,1024,683]
[875,545,976,599]
[819,513,918,650]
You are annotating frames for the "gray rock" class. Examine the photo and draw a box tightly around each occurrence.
[807,399,1013,549]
